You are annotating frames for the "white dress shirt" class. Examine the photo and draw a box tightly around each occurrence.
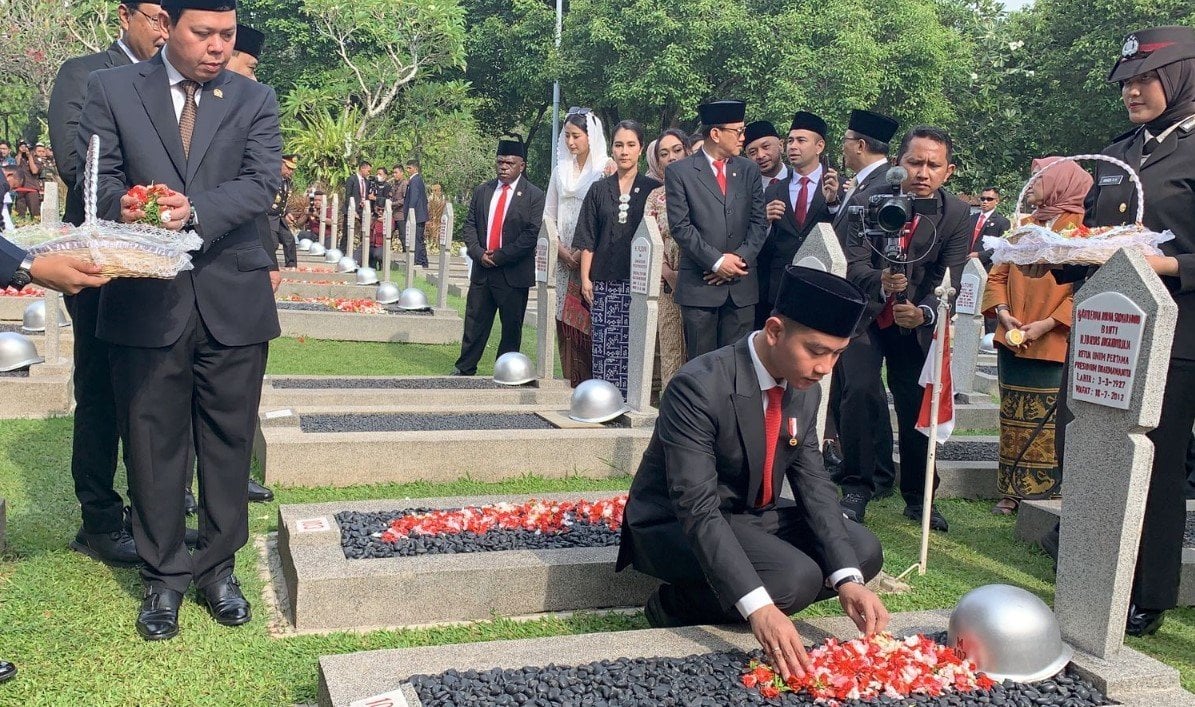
[787,164,823,216]
[734,331,863,619]
[161,47,203,123]
[485,175,521,248]
[760,164,789,191]
[116,38,139,64]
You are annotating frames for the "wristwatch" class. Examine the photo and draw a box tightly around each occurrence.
[834,571,866,590]
[8,254,34,290]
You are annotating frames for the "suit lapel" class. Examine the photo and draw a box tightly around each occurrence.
[691,153,725,205]
[185,71,232,184]
[502,179,525,241]
[132,57,186,182]
[1142,130,1179,170]
[732,340,765,504]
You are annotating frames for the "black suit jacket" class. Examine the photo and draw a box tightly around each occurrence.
[615,337,859,606]
[664,152,768,308]
[970,210,1010,269]
[344,172,368,213]
[48,42,133,226]
[1084,117,1195,360]
[0,237,24,288]
[758,171,834,304]
[76,53,282,348]
[405,172,428,223]
[845,184,972,350]
[461,176,546,289]
[831,161,890,233]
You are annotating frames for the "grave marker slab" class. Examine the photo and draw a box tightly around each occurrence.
[381,199,393,282]
[1054,249,1177,660]
[952,258,989,404]
[535,219,559,381]
[346,197,357,256]
[405,209,417,289]
[330,194,340,250]
[436,202,454,308]
[359,198,371,267]
[626,216,662,413]
[791,223,846,440]
[317,194,328,248]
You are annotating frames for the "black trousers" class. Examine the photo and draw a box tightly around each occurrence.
[369,245,385,270]
[272,217,297,268]
[413,222,428,267]
[826,362,895,487]
[640,505,883,623]
[453,278,529,375]
[680,299,754,359]
[838,324,937,505]
[63,288,124,534]
[109,310,268,593]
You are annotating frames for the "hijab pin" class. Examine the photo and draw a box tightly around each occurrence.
[787,417,799,446]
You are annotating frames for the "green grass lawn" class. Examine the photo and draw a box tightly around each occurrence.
[0,298,1190,704]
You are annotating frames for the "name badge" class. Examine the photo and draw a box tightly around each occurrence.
[1098,174,1124,186]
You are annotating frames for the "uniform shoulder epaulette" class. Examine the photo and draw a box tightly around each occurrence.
[1177,114,1195,134]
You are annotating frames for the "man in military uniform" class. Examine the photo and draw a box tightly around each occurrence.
[270,154,298,269]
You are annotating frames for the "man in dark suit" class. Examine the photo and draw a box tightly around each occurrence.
[47,0,165,567]
[452,136,545,376]
[757,111,840,328]
[342,160,371,250]
[404,158,429,267]
[838,126,972,531]
[617,266,888,678]
[77,0,282,640]
[743,120,788,190]
[666,100,768,358]
[970,187,1011,269]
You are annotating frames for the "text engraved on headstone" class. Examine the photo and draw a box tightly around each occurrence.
[630,238,651,295]
[955,273,981,315]
[1070,292,1146,410]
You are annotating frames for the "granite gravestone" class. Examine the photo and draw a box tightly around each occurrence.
[952,258,989,404]
[360,198,371,267]
[346,197,357,258]
[534,218,559,382]
[317,194,328,249]
[626,215,663,413]
[790,223,846,441]
[39,182,64,363]
[330,194,340,250]
[436,202,454,309]
[1054,249,1177,659]
[382,199,394,282]
[405,209,417,290]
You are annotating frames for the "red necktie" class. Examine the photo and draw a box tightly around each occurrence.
[488,184,510,251]
[795,176,810,228]
[875,217,920,329]
[971,213,987,248]
[713,159,727,195]
[757,386,785,507]
[769,177,779,186]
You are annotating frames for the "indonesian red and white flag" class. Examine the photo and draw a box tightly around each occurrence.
[916,324,955,443]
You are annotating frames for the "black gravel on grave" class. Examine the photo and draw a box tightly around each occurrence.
[275,301,434,316]
[271,376,523,390]
[381,304,435,316]
[407,646,1113,707]
[978,366,997,376]
[337,508,620,559]
[934,439,998,462]
[1185,510,1194,548]
[0,369,31,377]
[300,412,558,433]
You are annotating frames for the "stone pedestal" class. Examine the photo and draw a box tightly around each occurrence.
[534,218,559,382]
[626,216,663,413]
[952,258,989,404]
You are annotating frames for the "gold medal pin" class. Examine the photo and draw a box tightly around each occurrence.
[213,88,224,99]
[787,417,799,446]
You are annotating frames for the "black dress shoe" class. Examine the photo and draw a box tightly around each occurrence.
[70,528,140,567]
[644,587,692,629]
[247,478,274,503]
[903,504,949,532]
[839,493,869,523]
[137,586,183,641]
[449,367,473,376]
[872,484,896,501]
[0,661,15,683]
[184,488,198,516]
[198,575,252,627]
[1126,604,1165,637]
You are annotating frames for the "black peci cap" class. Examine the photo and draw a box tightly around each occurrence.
[1108,26,1195,82]
[162,0,236,11]
[744,121,779,147]
[234,24,265,58]
[497,133,526,159]
[789,111,827,139]
[697,100,746,126]
[772,265,867,338]
[847,109,899,144]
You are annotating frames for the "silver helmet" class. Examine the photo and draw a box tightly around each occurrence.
[356,267,379,286]
[0,332,44,372]
[324,247,344,264]
[336,256,358,273]
[568,379,628,424]
[298,238,313,251]
[396,287,430,311]
[309,243,327,257]
[375,281,401,304]
[492,352,534,386]
[948,584,1072,683]
[21,300,68,333]
[980,332,996,353]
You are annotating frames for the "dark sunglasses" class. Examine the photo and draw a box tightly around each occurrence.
[979,197,997,202]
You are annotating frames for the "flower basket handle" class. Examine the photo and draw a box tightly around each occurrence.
[1013,153,1144,226]
[83,134,100,227]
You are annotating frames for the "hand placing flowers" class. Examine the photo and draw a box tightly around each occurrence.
[121,184,192,231]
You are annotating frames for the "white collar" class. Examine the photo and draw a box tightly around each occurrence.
[790,163,823,185]
[981,208,996,218]
[763,164,788,183]
[748,332,786,393]
[497,175,521,192]
[160,46,189,87]
[116,38,139,63]
[854,158,887,187]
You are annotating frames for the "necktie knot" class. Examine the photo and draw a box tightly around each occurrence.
[501,183,510,192]
[767,385,784,405]
[713,159,725,170]
[180,79,200,99]
[799,176,810,186]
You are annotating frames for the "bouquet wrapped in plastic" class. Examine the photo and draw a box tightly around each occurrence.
[983,154,1173,266]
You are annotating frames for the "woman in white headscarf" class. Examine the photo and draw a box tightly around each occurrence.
[546,108,610,386]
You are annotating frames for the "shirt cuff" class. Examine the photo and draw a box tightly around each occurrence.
[735,586,773,619]
[826,567,863,589]
[712,255,725,273]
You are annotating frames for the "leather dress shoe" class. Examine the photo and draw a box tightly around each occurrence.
[247,478,274,503]
[198,575,252,627]
[839,493,869,523]
[449,367,474,376]
[1126,604,1165,637]
[70,528,140,567]
[903,504,949,532]
[184,488,198,516]
[871,484,895,501]
[137,586,183,641]
[123,507,198,549]
[0,661,15,683]
[643,587,691,629]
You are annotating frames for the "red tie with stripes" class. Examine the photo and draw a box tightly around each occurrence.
[795,177,810,228]
[488,184,510,251]
[757,386,784,507]
[713,159,727,195]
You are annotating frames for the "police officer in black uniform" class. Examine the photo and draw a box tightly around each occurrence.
[271,154,298,269]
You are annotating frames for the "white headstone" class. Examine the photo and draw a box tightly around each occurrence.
[317,194,328,248]
[951,258,989,403]
[626,216,664,413]
[381,200,393,283]
[405,209,417,290]
[436,202,454,309]
[535,218,559,381]
[360,198,371,267]
[791,223,847,440]
[330,194,340,250]
[346,197,357,256]
[40,181,59,226]
[1054,248,1177,660]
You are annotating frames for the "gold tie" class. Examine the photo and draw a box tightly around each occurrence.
[179,80,200,158]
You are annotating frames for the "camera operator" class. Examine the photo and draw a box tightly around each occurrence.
[839,125,971,532]
[13,141,41,219]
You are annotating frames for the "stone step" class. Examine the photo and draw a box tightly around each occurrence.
[1017,498,1194,606]
[259,376,572,408]
[276,492,657,632]
[0,368,73,419]
[277,282,383,300]
[286,270,358,283]
[0,295,42,321]
[276,307,462,344]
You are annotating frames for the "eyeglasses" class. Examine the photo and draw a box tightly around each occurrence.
[134,8,162,28]
[617,194,630,224]
[716,126,747,137]
[979,197,997,202]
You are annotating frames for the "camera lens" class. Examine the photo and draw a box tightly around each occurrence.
[876,197,911,232]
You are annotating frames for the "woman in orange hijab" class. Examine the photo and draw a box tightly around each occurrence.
[980,157,1092,515]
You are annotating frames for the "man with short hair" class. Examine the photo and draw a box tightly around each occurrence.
[666,100,768,358]
[839,126,972,531]
[452,136,545,376]
[971,187,1011,267]
[405,158,429,267]
[391,163,408,250]
[744,121,787,189]
[343,160,371,251]
[77,0,282,640]
[225,22,262,80]
[48,0,166,568]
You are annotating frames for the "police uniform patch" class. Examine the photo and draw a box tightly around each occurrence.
[1099,174,1124,186]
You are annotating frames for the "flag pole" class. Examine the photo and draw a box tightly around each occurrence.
[898,267,956,579]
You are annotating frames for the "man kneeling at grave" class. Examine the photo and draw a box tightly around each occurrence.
[616,264,889,679]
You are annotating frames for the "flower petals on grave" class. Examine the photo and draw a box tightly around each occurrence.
[378,496,627,543]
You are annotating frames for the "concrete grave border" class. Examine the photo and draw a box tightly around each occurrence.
[276,308,462,344]
[259,375,572,408]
